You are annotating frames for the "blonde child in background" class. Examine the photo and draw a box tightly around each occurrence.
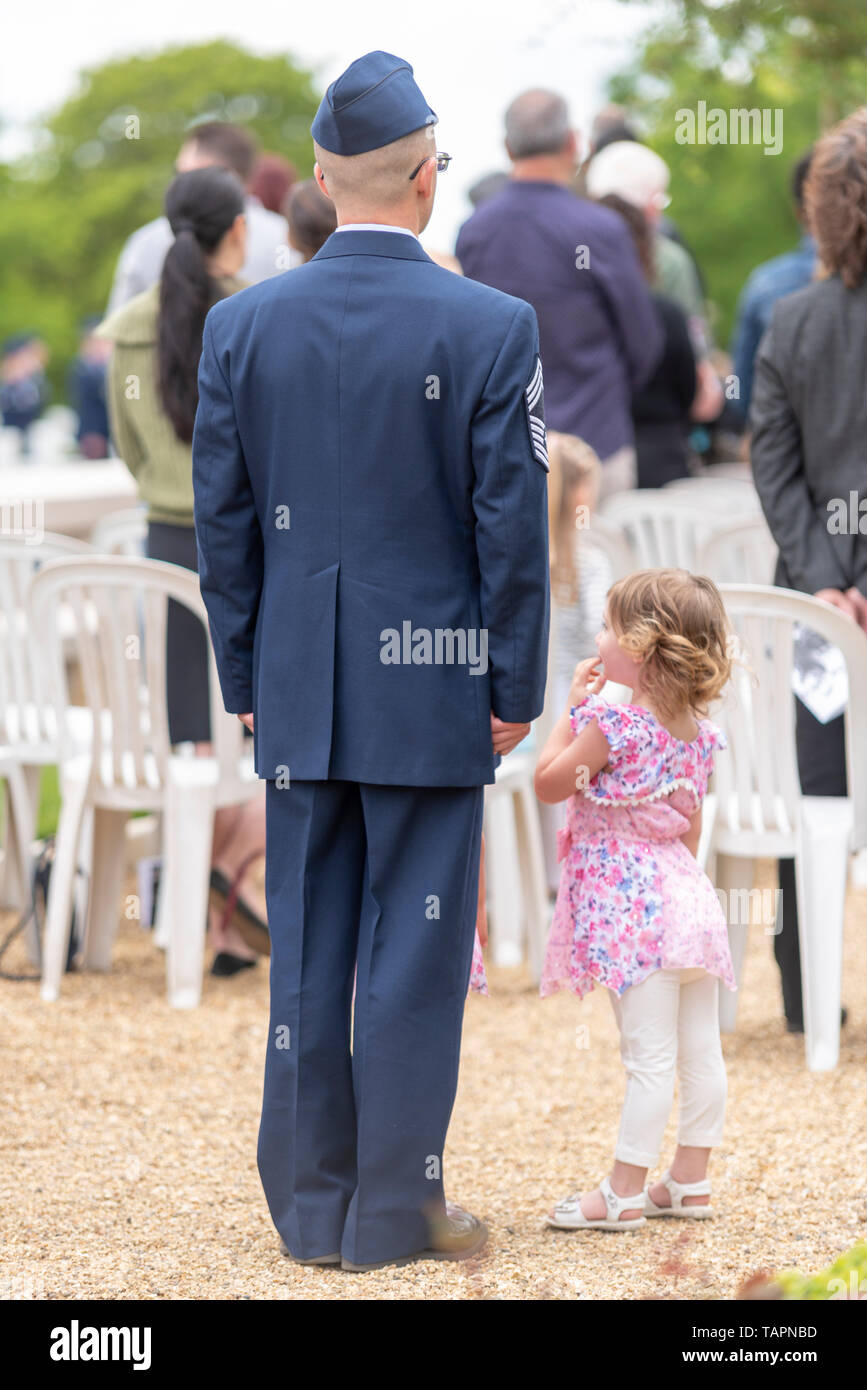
[535,569,736,1230]
[547,432,611,711]
[542,432,612,893]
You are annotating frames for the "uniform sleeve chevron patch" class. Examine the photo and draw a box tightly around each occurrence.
[523,354,549,472]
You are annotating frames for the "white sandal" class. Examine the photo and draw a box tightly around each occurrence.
[644,1168,714,1219]
[544,1176,646,1231]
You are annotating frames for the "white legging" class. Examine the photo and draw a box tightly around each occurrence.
[608,968,727,1169]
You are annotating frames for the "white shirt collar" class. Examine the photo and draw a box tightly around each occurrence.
[334,222,419,241]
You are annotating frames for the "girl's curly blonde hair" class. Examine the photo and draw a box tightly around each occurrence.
[606,568,733,718]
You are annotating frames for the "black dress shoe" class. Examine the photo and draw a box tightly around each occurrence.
[341,1203,488,1273]
[279,1242,341,1265]
[786,1006,848,1034]
[210,951,258,977]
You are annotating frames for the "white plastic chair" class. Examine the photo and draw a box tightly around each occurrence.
[599,487,761,572]
[27,554,261,1008]
[0,532,95,926]
[580,514,635,583]
[484,749,551,980]
[90,507,148,557]
[695,515,777,586]
[709,584,867,1070]
[663,475,760,510]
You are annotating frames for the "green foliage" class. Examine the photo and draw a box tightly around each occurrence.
[0,40,320,400]
[609,2,867,344]
[37,766,61,841]
[774,1241,867,1300]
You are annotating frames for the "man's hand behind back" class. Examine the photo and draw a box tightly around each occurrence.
[491,712,530,756]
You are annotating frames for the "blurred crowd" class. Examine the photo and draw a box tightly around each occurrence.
[1,97,812,478]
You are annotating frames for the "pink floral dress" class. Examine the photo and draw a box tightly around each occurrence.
[469,933,488,995]
[541,692,737,999]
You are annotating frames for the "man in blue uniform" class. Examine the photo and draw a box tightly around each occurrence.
[192,51,550,1272]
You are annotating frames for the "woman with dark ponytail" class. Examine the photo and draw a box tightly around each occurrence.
[157,168,245,441]
[96,166,271,976]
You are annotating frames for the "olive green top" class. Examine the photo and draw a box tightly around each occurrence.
[95,275,248,526]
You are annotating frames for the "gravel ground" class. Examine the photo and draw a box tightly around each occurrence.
[1,860,865,1301]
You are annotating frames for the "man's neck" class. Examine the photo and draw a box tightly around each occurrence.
[510,160,573,185]
[336,212,420,232]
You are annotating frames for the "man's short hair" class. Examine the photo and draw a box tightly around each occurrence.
[314,126,433,210]
[504,90,570,159]
[183,122,259,184]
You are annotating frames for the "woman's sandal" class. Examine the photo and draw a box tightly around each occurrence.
[644,1168,714,1219]
[209,850,270,957]
[543,1176,646,1231]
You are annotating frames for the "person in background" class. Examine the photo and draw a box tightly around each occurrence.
[0,334,50,458]
[67,318,113,459]
[597,193,697,488]
[95,166,269,978]
[578,114,708,297]
[249,152,298,214]
[547,433,610,712]
[105,122,298,314]
[466,170,510,207]
[730,149,816,424]
[455,89,663,500]
[284,177,338,261]
[540,430,610,892]
[586,140,722,429]
[750,109,867,1034]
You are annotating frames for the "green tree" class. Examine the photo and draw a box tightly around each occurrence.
[609,1,867,344]
[0,40,320,401]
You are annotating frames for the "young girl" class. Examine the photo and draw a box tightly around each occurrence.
[535,568,736,1230]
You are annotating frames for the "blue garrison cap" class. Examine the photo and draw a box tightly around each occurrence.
[311,50,437,156]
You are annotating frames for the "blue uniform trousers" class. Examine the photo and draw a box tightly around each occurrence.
[257,777,484,1266]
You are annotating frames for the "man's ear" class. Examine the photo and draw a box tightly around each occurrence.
[313,162,331,199]
[418,157,437,199]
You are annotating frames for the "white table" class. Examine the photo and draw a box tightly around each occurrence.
[0,455,139,540]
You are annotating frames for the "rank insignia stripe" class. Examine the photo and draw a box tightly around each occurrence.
[523,355,549,471]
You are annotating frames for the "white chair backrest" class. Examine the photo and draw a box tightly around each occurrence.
[695,515,777,585]
[714,585,867,848]
[662,476,761,513]
[0,532,95,752]
[581,514,636,581]
[26,554,247,794]
[599,489,756,572]
[90,507,148,556]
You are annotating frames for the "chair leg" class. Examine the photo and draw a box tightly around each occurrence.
[153,814,171,950]
[796,798,851,1072]
[163,775,217,1008]
[80,807,128,970]
[40,772,90,1002]
[1,763,41,961]
[515,780,552,984]
[716,853,753,1034]
[0,763,40,913]
[484,790,524,967]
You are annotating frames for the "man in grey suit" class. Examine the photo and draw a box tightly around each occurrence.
[750,107,867,1032]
